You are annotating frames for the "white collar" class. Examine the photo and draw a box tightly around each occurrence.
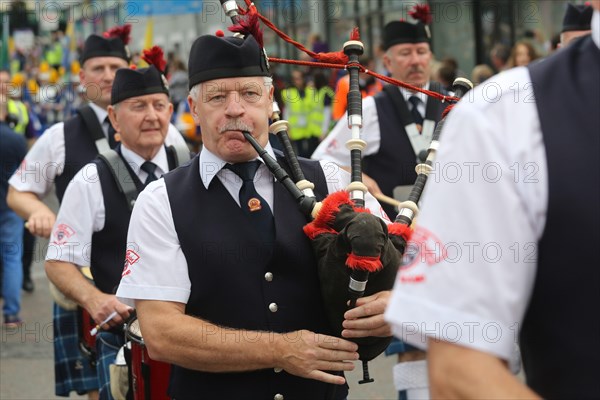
[399,81,430,104]
[120,144,169,178]
[199,141,276,189]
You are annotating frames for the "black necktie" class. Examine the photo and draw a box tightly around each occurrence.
[104,116,117,148]
[226,161,275,244]
[141,161,158,186]
[408,96,424,127]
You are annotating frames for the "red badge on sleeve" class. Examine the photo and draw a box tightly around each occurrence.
[398,226,447,283]
[122,249,140,277]
[52,223,75,245]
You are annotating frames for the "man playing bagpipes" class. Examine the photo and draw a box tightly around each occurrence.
[115,26,400,399]
[45,47,190,399]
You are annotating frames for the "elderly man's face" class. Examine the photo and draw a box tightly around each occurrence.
[188,76,273,163]
[383,42,432,87]
[108,92,172,156]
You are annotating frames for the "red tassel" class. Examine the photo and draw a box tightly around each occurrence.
[311,191,354,229]
[350,27,360,41]
[302,224,336,240]
[142,46,167,73]
[215,29,224,37]
[346,253,383,272]
[315,51,348,65]
[409,4,432,25]
[103,24,132,45]
[388,223,413,241]
[228,5,264,48]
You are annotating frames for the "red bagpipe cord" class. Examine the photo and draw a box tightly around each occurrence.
[234,0,459,104]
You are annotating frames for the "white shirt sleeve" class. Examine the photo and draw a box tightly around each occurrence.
[8,123,65,197]
[116,180,191,307]
[384,68,548,361]
[311,96,381,166]
[45,163,105,267]
[165,123,187,148]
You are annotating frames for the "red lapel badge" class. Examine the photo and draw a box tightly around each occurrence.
[248,198,262,212]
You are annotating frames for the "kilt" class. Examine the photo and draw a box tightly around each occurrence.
[53,302,99,396]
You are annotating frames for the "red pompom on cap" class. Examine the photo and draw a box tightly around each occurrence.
[142,46,167,73]
[215,29,225,37]
[103,24,132,45]
[409,4,432,25]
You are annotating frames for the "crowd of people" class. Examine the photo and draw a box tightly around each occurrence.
[1,1,597,399]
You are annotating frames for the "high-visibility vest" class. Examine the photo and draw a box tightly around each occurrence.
[282,86,319,140]
[45,42,63,66]
[7,99,29,135]
[308,86,334,137]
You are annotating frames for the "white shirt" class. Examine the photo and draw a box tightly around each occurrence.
[8,102,186,198]
[116,143,389,307]
[311,83,430,167]
[384,66,550,362]
[45,145,170,267]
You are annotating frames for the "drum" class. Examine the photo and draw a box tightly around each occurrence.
[126,317,171,400]
[78,267,97,366]
[78,307,97,366]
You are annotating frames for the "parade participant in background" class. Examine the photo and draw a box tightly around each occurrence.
[7,25,186,399]
[116,31,392,399]
[0,102,27,327]
[45,47,188,399]
[560,3,593,47]
[1,68,38,293]
[385,1,600,398]
[312,10,447,220]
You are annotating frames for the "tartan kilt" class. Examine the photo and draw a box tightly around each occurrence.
[53,302,99,396]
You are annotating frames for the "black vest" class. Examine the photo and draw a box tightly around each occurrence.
[56,107,106,202]
[164,154,347,400]
[521,36,600,398]
[90,146,177,294]
[367,83,445,218]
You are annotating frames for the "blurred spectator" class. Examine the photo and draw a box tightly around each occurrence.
[310,33,329,55]
[0,104,27,327]
[168,59,188,108]
[550,33,561,53]
[45,30,64,70]
[61,61,85,119]
[471,64,494,85]
[508,41,540,67]
[434,58,458,92]
[332,55,383,122]
[312,71,335,136]
[282,70,321,157]
[489,43,511,72]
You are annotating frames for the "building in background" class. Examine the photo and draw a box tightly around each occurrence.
[2,1,574,77]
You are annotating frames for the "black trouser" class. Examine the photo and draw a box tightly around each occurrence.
[22,229,35,281]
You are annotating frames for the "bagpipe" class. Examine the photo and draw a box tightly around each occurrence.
[218,0,472,383]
